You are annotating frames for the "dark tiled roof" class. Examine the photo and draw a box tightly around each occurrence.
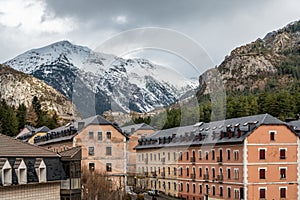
[135,114,287,150]
[0,134,59,157]
[121,123,154,136]
[59,147,82,161]
[34,115,127,145]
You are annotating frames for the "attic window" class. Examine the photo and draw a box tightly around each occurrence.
[18,160,27,184]
[38,160,47,183]
[2,160,12,186]
[106,131,112,140]
[269,131,276,141]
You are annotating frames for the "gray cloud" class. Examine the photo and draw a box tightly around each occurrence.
[1,0,300,75]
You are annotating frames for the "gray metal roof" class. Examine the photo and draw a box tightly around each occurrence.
[135,114,287,150]
[121,123,154,136]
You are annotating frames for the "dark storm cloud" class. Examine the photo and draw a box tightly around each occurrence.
[44,0,269,29]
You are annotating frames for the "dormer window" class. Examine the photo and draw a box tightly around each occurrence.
[1,159,12,186]
[15,159,27,184]
[270,131,276,141]
[35,159,46,183]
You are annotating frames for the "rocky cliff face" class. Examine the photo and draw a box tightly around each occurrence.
[199,20,300,93]
[0,64,79,121]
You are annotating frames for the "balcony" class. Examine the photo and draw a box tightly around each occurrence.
[190,157,196,164]
[161,172,165,178]
[217,156,223,164]
[217,174,223,182]
[190,173,196,181]
[61,178,81,190]
[204,174,209,181]
[151,172,157,177]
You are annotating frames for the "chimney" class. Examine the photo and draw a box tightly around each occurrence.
[78,122,85,131]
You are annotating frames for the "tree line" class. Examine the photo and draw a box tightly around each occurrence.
[134,89,300,129]
[0,96,59,137]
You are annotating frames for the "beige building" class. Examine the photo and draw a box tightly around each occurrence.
[0,133,66,200]
[34,115,129,189]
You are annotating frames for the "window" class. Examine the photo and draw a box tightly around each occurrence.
[280,168,286,179]
[227,149,231,160]
[2,160,12,185]
[106,146,112,156]
[234,151,239,161]
[106,131,111,140]
[259,188,266,199]
[212,150,215,160]
[193,184,196,193]
[199,185,202,194]
[179,152,182,160]
[174,182,177,191]
[186,183,189,192]
[259,169,266,179]
[174,152,177,160]
[280,188,286,198]
[89,163,95,171]
[168,167,170,175]
[270,131,275,141]
[234,168,239,180]
[199,150,202,160]
[154,154,157,161]
[180,183,183,192]
[212,168,215,178]
[89,131,94,139]
[259,149,266,160]
[234,189,240,199]
[220,187,223,197]
[280,149,286,159]
[227,168,231,179]
[174,167,177,176]
[106,163,112,172]
[199,167,202,177]
[88,147,94,156]
[205,151,209,160]
[17,159,27,184]
[168,182,170,190]
[227,187,231,198]
[179,167,182,176]
[98,132,102,140]
[186,167,189,176]
[212,186,215,195]
[186,151,189,160]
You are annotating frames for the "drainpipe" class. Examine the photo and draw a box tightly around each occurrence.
[124,137,127,190]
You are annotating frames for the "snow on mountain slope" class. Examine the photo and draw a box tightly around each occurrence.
[4,40,198,116]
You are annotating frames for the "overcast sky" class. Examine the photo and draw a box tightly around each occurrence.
[1,0,300,77]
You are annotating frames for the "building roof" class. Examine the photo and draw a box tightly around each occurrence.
[135,113,288,150]
[34,115,128,145]
[287,119,300,134]
[59,147,82,161]
[0,134,59,157]
[121,123,154,136]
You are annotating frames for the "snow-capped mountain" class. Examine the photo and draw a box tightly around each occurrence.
[5,40,198,117]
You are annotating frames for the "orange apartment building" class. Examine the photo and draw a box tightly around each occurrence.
[135,114,300,200]
[121,123,155,186]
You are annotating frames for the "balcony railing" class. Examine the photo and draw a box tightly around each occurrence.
[217,174,223,182]
[204,174,209,181]
[190,173,196,181]
[151,172,157,177]
[217,156,223,164]
[190,157,196,164]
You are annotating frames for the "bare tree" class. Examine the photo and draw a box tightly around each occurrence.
[81,167,127,200]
